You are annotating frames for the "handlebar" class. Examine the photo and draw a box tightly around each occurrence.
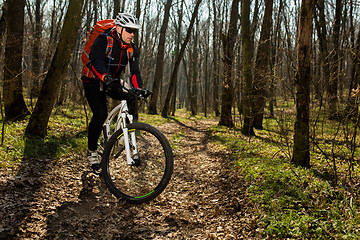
[124,86,152,100]
[107,78,152,100]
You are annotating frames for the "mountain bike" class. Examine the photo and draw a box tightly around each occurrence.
[98,86,174,204]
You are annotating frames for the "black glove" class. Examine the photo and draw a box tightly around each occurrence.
[132,88,152,99]
[103,75,122,99]
[142,89,152,98]
[103,74,116,87]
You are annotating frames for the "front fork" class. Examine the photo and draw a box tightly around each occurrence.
[121,113,139,165]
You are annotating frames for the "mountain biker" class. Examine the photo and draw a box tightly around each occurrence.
[81,13,143,170]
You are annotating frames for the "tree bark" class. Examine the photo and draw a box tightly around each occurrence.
[161,0,203,118]
[30,0,43,103]
[327,0,342,119]
[268,0,283,117]
[292,0,314,168]
[219,0,240,127]
[3,0,30,120]
[190,20,199,116]
[240,0,254,135]
[0,1,8,65]
[25,0,85,137]
[253,0,273,129]
[203,17,210,117]
[170,0,184,116]
[113,0,120,19]
[148,0,173,114]
[212,0,220,117]
[314,0,330,103]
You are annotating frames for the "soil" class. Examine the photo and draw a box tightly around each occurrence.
[0,118,257,239]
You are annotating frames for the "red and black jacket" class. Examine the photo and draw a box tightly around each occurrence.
[81,28,142,89]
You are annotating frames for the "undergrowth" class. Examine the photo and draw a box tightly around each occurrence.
[0,105,88,170]
[209,114,360,239]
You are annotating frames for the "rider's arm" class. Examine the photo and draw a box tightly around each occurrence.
[89,35,109,82]
[129,44,143,89]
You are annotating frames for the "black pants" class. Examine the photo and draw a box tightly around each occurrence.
[83,80,135,151]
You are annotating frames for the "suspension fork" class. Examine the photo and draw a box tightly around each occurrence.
[121,112,138,165]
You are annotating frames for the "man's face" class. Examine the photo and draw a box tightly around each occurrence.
[116,26,136,44]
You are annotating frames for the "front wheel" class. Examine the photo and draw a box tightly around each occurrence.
[101,122,173,203]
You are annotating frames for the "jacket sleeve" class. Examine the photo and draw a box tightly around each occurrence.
[129,44,143,88]
[89,35,109,81]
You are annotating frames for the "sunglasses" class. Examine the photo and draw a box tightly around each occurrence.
[124,28,137,34]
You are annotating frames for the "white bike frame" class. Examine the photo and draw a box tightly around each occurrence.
[102,100,138,165]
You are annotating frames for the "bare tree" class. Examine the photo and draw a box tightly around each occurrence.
[0,1,8,64]
[170,0,184,116]
[219,0,240,127]
[314,0,330,104]
[327,0,342,119]
[148,0,173,114]
[212,0,220,117]
[240,0,254,135]
[29,0,43,105]
[189,19,199,116]
[3,0,30,120]
[25,0,85,137]
[253,0,273,129]
[202,15,211,117]
[292,0,315,168]
[161,0,203,118]
[268,0,284,117]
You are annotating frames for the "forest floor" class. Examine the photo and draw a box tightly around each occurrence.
[0,118,257,239]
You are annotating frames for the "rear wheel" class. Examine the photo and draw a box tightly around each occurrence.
[101,122,173,203]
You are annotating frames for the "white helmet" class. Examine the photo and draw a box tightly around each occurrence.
[115,13,140,29]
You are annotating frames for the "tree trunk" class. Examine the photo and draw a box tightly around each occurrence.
[0,1,8,66]
[3,0,30,121]
[203,19,210,117]
[219,0,240,127]
[314,0,330,104]
[253,0,273,129]
[148,0,173,114]
[134,0,141,47]
[268,0,283,117]
[30,0,43,103]
[327,0,342,119]
[113,0,120,18]
[170,0,184,116]
[161,0,203,118]
[292,0,314,168]
[212,0,220,117]
[25,0,85,137]
[240,0,254,135]
[190,21,199,116]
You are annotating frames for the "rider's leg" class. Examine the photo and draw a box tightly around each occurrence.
[83,80,107,170]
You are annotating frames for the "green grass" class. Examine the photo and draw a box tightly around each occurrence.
[209,114,360,239]
[0,105,88,169]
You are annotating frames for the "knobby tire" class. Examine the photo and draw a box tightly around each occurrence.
[101,122,173,203]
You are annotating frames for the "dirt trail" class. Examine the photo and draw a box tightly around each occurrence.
[0,118,255,239]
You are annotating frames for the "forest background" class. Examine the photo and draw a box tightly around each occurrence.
[1,0,360,238]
